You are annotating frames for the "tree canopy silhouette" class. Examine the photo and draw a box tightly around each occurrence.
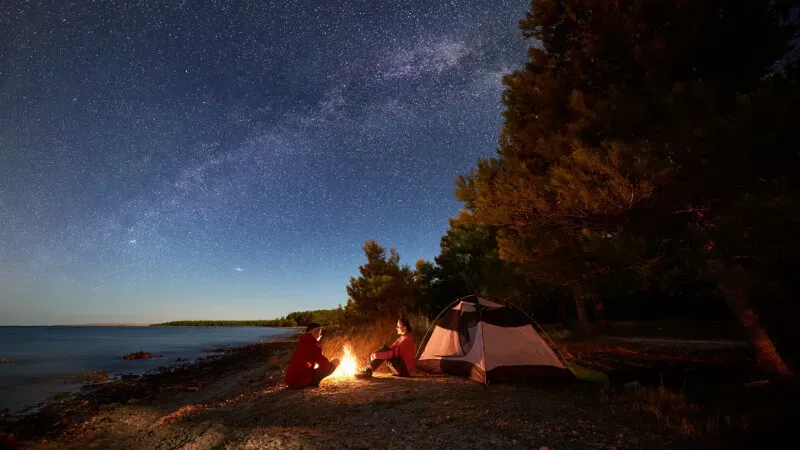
[456,0,800,372]
[345,240,417,321]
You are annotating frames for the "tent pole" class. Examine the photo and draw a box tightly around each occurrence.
[507,301,577,378]
[475,292,489,387]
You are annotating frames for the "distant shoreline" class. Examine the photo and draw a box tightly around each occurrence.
[56,323,152,327]
[0,323,152,327]
[149,320,305,327]
[0,323,306,328]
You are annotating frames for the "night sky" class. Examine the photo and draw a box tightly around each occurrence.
[0,0,529,325]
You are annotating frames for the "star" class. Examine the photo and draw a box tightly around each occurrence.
[0,0,531,324]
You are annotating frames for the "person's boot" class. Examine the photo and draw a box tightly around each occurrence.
[354,367,372,379]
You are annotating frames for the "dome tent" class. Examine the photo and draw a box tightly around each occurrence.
[415,294,574,384]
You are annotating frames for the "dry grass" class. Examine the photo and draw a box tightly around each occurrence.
[604,384,728,437]
[321,314,429,372]
[542,326,572,341]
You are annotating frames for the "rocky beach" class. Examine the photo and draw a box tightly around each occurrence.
[4,333,794,449]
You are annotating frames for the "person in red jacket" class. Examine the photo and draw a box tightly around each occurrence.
[355,318,415,379]
[285,323,340,388]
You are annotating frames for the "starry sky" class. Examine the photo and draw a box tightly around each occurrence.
[0,0,530,325]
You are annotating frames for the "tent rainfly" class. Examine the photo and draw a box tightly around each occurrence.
[415,295,574,384]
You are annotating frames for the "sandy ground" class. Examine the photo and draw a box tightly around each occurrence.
[1,340,692,449]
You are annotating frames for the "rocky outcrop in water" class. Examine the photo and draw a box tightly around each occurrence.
[121,352,152,360]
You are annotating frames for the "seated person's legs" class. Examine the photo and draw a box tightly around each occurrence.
[368,345,392,370]
[386,356,410,377]
[356,346,391,378]
[311,358,340,386]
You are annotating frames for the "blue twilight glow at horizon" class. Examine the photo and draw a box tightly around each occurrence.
[0,0,530,325]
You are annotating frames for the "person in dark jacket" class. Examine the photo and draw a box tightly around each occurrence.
[355,318,415,379]
[285,323,340,388]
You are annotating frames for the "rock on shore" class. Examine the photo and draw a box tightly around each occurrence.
[68,370,111,384]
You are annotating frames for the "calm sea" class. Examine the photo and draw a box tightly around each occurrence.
[0,326,293,414]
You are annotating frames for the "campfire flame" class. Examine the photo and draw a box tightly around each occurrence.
[330,344,358,378]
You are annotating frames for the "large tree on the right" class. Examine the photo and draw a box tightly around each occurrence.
[457,0,800,373]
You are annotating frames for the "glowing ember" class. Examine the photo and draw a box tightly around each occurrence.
[330,344,358,378]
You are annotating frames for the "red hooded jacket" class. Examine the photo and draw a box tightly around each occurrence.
[373,333,415,375]
[285,333,331,388]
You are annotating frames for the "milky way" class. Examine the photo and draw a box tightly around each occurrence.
[0,0,530,324]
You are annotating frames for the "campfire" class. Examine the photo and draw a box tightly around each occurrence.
[329,344,358,379]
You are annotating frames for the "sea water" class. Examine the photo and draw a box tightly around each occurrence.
[0,326,293,414]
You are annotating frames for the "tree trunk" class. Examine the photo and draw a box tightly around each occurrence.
[718,264,791,376]
[574,295,590,330]
[593,298,608,330]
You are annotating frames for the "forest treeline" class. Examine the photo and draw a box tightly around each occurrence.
[151,320,298,327]
[150,309,343,328]
[340,0,800,375]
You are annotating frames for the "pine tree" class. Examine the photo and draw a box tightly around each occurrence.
[415,219,540,316]
[457,0,799,372]
[345,240,417,321]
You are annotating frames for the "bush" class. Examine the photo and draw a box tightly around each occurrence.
[603,384,723,437]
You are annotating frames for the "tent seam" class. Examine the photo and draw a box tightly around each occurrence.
[475,294,489,386]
